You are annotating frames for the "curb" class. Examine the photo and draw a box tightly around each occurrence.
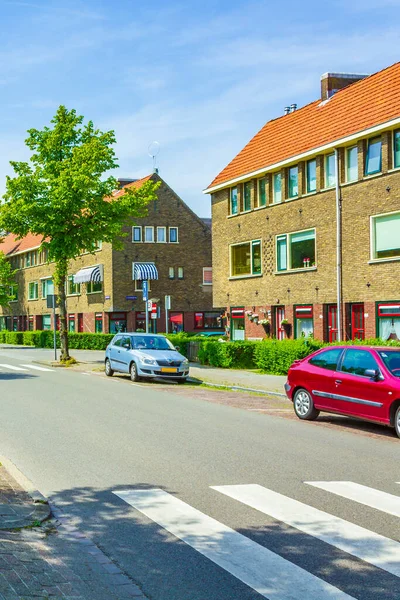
[187,378,286,397]
[0,456,48,504]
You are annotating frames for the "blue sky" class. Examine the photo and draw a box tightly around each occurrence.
[0,0,400,217]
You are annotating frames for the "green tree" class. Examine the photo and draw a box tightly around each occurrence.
[0,251,16,309]
[0,106,158,361]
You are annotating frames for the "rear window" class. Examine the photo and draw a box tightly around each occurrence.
[378,350,400,377]
[309,348,343,371]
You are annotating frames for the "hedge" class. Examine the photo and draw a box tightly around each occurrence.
[198,340,257,369]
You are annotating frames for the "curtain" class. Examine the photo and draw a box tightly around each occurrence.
[379,318,393,341]
[393,318,400,340]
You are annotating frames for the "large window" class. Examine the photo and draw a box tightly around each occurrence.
[365,137,382,175]
[230,187,238,215]
[273,173,282,203]
[230,240,261,277]
[243,182,251,211]
[288,166,298,198]
[306,159,316,193]
[325,154,336,188]
[28,281,38,300]
[87,281,102,293]
[67,275,80,296]
[372,211,400,260]
[144,226,154,243]
[346,146,358,182]
[277,229,316,272]
[41,278,54,299]
[132,226,142,242]
[194,312,223,329]
[257,178,267,207]
[394,130,400,168]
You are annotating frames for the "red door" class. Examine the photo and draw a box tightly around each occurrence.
[327,305,338,342]
[78,313,83,333]
[275,307,285,340]
[351,304,364,340]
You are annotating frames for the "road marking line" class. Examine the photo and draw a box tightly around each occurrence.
[212,484,400,577]
[20,364,54,372]
[305,481,400,518]
[113,488,354,600]
[0,363,28,371]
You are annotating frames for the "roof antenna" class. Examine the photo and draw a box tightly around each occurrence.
[148,141,160,174]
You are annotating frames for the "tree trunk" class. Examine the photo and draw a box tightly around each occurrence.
[54,259,70,362]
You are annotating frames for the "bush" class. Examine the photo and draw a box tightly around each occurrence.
[254,338,323,375]
[198,340,257,369]
[4,331,24,345]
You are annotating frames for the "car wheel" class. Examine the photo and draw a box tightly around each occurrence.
[130,362,139,382]
[176,378,187,385]
[293,388,320,421]
[105,359,114,377]
[395,406,400,439]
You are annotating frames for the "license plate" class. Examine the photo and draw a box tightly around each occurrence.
[161,367,178,373]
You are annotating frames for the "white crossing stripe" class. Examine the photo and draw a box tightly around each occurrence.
[20,364,54,372]
[212,484,400,578]
[306,481,400,519]
[113,488,355,600]
[0,363,28,371]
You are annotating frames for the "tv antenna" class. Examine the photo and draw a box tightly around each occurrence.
[148,141,160,173]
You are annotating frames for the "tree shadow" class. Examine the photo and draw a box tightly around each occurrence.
[0,373,37,380]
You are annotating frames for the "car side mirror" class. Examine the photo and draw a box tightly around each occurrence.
[364,368,382,381]
[174,346,180,351]
[123,343,130,349]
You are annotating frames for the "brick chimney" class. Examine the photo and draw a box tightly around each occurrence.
[320,72,369,101]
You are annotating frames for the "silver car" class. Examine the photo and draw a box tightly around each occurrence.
[105,333,189,383]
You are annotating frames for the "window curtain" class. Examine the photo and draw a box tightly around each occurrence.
[379,318,393,340]
[393,318,400,340]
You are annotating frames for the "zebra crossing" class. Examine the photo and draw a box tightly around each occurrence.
[113,480,400,600]
[0,363,54,372]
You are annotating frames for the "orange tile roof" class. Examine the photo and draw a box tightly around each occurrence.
[112,174,153,198]
[0,233,44,256]
[207,62,400,190]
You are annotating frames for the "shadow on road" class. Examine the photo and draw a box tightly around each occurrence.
[0,373,37,380]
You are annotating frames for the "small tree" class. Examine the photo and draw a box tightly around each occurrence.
[0,251,16,308]
[0,106,158,361]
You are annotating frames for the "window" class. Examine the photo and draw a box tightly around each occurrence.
[95,313,103,333]
[295,306,313,338]
[132,226,142,242]
[325,153,336,188]
[87,281,102,293]
[28,281,38,300]
[230,240,261,277]
[372,211,400,260]
[157,227,166,243]
[309,348,343,371]
[39,248,48,264]
[144,226,154,243]
[230,187,238,215]
[306,160,316,193]
[203,267,212,285]
[394,130,400,169]
[168,267,175,279]
[243,182,251,211]
[42,314,51,331]
[9,285,18,302]
[68,314,75,333]
[86,240,102,252]
[178,267,184,279]
[346,146,358,182]
[169,227,178,243]
[288,166,298,198]
[378,350,400,376]
[169,312,183,333]
[194,312,222,329]
[41,278,54,299]
[341,349,379,377]
[135,279,151,291]
[273,173,282,203]
[277,229,316,271]
[365,137,382,175]
[67,275,80,296]
[257,178,267,207]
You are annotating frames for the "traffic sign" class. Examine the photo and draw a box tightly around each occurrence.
[147,300,152,311]
[142,281,148,301]
[46,294,58,309]
[165,295,171,310]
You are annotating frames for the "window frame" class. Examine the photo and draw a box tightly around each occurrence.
[9,284,18,302]
[86,280,103,294]
[168,267,175,279]
[276,228,317,273]
[365,136,382,176]
[134,279,151,291]
[229,239,262,279]
[257,177,267,207]
[339,348,380,379]
[157,226,167,243]
[306,159,317,193]
[169,227,179,243]
[177,267,184,279]
[287,166,299,199]
[345,146,358,182]
[41,277,54,299]
[272,172,282,204]
[324,153,336,188]
[393,130,400,169]
[67,275,81,296]
[243,181,252,212]
[28,281,39,300]
[202,267,212,285]
[230,186,238,215]
[370,210,400,261]
[132,226,142,243]
[144,226,154,243]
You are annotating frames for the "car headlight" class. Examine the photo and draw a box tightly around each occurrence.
[182,358,189,365]
[142,357,157,365]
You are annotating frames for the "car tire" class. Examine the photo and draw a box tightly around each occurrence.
[105,359,114,377]
[176,378,187,385]
[130,361,139,382]
[395,405,400,439]
[293,388,320,421]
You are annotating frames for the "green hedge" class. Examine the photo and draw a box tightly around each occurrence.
[198,340,258,369]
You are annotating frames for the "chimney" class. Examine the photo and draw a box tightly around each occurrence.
[290,104,297,112]
[284,106,290,115]
[117,178,138,188]
[320,72,369,101]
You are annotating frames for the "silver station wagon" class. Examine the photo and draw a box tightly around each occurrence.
[105,333,190,383]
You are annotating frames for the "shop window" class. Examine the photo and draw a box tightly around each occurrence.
[365,137,382,175]
[277,229,316,272]
[346,146,358,182]
[194,312,204,329]
[372,211,400,260]
[169,312,183,333]
[110,313,127,333]
[230,187,238,215]
[230,308,245,341]
[306,159,316,193]
[230,240,261,277]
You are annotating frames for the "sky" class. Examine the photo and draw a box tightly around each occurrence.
[0,0,400,217]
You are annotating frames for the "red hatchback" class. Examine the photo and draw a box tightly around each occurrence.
[285,346,400,438]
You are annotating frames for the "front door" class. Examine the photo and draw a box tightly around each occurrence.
[327,305,338,342]
[78,313,83,333]
[351,304,364,340]
[274,306,285,340]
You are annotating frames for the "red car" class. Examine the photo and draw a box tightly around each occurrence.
[285,346,400,438]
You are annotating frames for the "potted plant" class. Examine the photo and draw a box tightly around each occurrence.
[259,318,270,335]
[281,319,291,337]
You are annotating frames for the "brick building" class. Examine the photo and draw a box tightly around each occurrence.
[204,63,400,342]
[0,173,223,335]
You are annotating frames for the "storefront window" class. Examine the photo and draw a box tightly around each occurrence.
[110,313,127,333]
[169,312,184,333]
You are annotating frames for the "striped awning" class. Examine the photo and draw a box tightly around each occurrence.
[132,262,158,281]
[74,265,103,284]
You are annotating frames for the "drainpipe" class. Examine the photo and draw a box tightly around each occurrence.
[335,148,342,342]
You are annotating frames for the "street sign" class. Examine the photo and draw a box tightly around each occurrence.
[126,295,137,301]
[151,313,157,319]
[147,300,153,311]
[142,281,148,301]
[165,295,171,310]
[46,294,58,309]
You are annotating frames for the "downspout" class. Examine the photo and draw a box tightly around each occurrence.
[335,148,342,342]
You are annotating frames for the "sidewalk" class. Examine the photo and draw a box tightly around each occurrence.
[0,462,146,600]
[188,364,287,395]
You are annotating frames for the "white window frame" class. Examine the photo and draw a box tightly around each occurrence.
[168,267,175,279]
[370,210,400,262]
[132,226,142,243]
[178,267,184,279]
[144,226,154,243]
[157,226,167,243]
[202,267,212,285]
[86,280,103,294]
[67,275,81,296]
[9,284,18,303]
[28,281,39,300]
[40,277,54,299]
[345,146,358,183]
[169,227,179,243]
[276,228,317,272]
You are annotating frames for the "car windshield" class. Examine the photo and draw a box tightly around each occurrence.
[378,350,400,377]
[130,336,175,351]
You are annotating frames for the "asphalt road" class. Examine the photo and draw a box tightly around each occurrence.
[0,348,399,600]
